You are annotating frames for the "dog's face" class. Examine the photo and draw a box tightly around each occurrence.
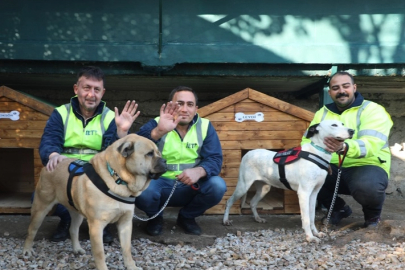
[306,120,354,143]
[106,134,167,195]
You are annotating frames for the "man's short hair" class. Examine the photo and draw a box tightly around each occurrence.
[329,71,354,87]
[77,66,105,83]
[169,86,198,105]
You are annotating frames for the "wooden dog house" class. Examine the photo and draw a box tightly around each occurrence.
[198,88,315,215]
[0,86,54,213]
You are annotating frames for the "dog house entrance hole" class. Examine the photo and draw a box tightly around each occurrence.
[0,148,35,213]
[240,149,286,213]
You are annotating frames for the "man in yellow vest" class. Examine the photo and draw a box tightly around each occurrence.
[136,86,226,235]
[39,66,140,243]
[302,71,392,227]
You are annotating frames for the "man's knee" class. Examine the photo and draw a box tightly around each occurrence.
[352,183,386,206]
[135,187,160,209]
[205,176,227,200]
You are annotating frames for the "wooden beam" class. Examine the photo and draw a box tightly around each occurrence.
[248,88,314,122]
[198,89,249,117]
[0,86,54,116]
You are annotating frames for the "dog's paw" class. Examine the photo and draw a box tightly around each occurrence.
[22,248,35,257]
[306,235,321,244]
[255,217,267,223]
[314,232,326,238]
[127,264,142,270]
[73,247,86,255]
[223,220,233,226]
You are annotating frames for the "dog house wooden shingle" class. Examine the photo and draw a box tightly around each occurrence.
[0,86,54,213]
[198,88,315,215]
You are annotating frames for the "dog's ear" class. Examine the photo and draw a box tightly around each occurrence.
[117,141,135,158]
[306,123,319,138]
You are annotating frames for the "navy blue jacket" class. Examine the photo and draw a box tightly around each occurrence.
[136,114,223,179]
[39,97,118,166]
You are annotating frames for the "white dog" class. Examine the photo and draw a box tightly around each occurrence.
[223,120,354,243]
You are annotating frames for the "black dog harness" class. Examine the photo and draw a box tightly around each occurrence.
[273,146,330,190]
[67,160,136,210]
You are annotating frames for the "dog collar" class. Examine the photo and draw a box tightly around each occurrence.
[107,162,128,186]
[83,163,136,204]
[310,142,332,154]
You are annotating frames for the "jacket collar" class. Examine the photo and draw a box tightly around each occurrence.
[325,92,364,114]
[173,113,200,138]
[189,113,199,126]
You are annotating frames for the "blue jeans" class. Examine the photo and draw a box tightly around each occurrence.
[317,165,388,220]
[135,176,227,219]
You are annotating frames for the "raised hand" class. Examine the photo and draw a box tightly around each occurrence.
[151,101,180,140]
[115,100,140,138]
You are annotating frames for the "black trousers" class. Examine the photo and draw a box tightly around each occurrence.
[317,164,388,220]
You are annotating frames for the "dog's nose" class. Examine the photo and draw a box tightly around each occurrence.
[349,129,355,136]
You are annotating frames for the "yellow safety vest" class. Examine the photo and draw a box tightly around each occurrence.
[302,100,393,176]
[156,115,210,179]
[56,102,115,161]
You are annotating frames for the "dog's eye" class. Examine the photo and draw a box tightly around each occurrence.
[146,151,154,157]
[332,124,338,127]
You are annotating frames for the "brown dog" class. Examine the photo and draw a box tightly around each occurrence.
[23,134,166,270]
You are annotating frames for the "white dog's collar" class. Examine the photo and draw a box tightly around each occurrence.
[310,142,332,154]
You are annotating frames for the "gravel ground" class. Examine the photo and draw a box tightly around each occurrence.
[1,227,405,270]
[2,196,405,269]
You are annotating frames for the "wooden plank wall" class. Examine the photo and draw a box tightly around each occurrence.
[204,99,308,215]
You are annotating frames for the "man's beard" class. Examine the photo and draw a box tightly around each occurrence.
[178,120,189,126]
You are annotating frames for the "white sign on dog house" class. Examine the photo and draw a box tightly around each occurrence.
[198,88,315,215]
[0,86,54,214]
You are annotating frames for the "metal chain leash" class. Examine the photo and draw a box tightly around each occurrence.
[323,143,348,237]
[133,180,179,221]
[323,168,342,235]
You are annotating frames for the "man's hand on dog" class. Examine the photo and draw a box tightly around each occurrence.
[176,167,206,186]
[46,153,67,172]
[324,137,346,153]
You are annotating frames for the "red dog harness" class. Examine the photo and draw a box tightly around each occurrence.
[273,147,330,190]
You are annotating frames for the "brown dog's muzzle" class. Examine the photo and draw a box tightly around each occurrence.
[148,158,167,179]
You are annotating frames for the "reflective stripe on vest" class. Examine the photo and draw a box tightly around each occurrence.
[56,103,114,161]
[156,116,209,179]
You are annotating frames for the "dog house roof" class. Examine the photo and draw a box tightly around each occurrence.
[198,88,314,122]
[0,86,55,115]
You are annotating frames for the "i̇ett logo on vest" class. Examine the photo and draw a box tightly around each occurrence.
[86,130,98,135]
